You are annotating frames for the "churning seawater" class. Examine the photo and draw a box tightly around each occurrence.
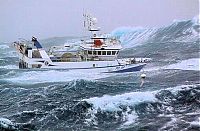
[0,17,200,130]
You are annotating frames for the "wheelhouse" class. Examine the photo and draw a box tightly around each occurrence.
[79,37,122,61]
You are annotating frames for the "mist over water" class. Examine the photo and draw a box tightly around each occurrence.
[0,16,199,130]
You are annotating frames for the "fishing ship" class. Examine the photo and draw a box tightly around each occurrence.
[13,13,148,73]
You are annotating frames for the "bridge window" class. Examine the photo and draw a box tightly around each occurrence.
[88,51,92,55]
[102,51,106,55]
[107,51,111,55]
[98,51,101,55]
[112,51,116,55]
[93,51,97,55]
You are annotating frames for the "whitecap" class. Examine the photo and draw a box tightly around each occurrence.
[83,90,157,127]
[83,84,199,126]
[0,44,9,49]
[111,26,145,38]
[0,65,18,69]
[164,58,200,71]
[83,84,198,112]
[190,117,200,127]
[83,90,157,112]
[4,69,114,84]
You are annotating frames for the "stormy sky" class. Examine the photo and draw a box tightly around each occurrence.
[0,0,199,42]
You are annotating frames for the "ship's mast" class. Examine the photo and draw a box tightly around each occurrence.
[83,13,100,37]
[83,12,105,48]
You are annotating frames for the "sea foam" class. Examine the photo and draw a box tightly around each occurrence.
[164,58,200,71]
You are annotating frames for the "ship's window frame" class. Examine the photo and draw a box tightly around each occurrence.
[98,51,101,55]
[93,51,97,55]
[88,51,92,55]
[112,51,116,55]
[107,51,111,55]
[102,51,106,55]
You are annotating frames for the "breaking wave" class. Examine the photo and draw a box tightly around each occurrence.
[111,16,199,48]
[0,65,18,69]
[82,84,200,130]
[3,69,114,84]
[164,58,200,71]
[0,17,199,130]
[0,43,18,58]
[1,78,199,130]
[0,44,9,49]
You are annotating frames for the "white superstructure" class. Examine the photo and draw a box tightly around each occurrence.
[13,13,149,73]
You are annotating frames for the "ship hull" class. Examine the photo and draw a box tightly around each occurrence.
[17,52,146,73]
